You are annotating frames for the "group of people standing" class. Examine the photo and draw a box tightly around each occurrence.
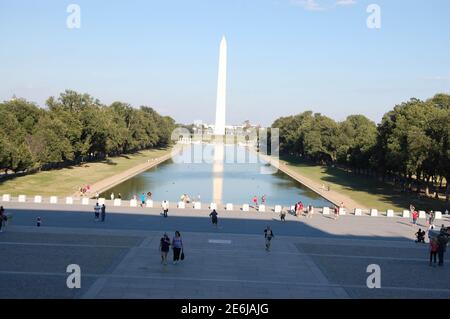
[428,226,449,267]
[94,203,106,222]
[109,192,122,201]
[159,231,184,265]
[252,195,267,208]
[79,185,91,196]
[293,201,315,218]
[409,205,441,228]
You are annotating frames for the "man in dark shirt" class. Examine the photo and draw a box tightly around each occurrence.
[437,233,448,266]
[264,226,274,251]
[209,209,218,228]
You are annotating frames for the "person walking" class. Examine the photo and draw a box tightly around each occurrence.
[0,206,6,233]
[95,192,100,200]
[161,200,169,218]
[437,232,448,266]
[252,195,258,209]
[429,238,439,266]
[118,193,122,199]
[209,209,219,228]
[334,206,339,220]
[159,233,171,265]
[140,193,146,208]
[110,193,115,201]
[429,211,435,226]
[264,226,274,251]
[101,204,106,222]
[412,210,419,226]
[261,195,266,204]
[94,202,101,221]
[306,205,314,218]
[296,201,304,217]
[172,231,183,264]
[280,209,286,222]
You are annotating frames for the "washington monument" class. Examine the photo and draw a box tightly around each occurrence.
[214,36,227,135]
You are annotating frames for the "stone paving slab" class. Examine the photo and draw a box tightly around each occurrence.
[0,204,449,299]
[0,274,96,299]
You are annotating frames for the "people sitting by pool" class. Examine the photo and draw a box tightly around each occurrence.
[180,194,191,203]
[415,229,426,243]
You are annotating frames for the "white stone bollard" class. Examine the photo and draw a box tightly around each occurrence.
[18,195,26,202]
[419,211,426,219]
[274,205,282,213]
[146,200,153,208]
[66,197,73,205]
[259,205,266,212]
[435,211,442,220]
[114,199,122,207]
[194,202,201,210]
[81,198,89,205]
[386,209,394,217]
[34,195,42,203]
[322,207,330,215]
[226,203,233,211]
[98,198,105,205]
[2,194,10,202]
[370,209,378,217]
[242,204,250,212]
[402,210,410,218]
[178,201,186,209]
[354,208,362,216]
[130,199,137,207]
[339,208,346,215]
[50,196,58,204]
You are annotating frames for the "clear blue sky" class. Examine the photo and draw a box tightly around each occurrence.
[1,0,449,126]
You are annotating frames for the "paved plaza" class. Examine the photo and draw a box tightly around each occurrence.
[0,203,449,298]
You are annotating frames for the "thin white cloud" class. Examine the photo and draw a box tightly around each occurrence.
[336,0,357,6]
[423,76,450,81]
[290,0,356,11]
[290,0,324,11]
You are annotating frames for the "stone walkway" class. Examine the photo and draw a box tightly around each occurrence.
[0,203,448,298]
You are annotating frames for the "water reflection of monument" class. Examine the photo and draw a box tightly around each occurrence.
[212,36,227,204]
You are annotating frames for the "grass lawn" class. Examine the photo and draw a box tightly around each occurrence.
[0,148,171,197]
[282,157,450,212]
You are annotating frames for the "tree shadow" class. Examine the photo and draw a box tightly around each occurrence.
[282,157,448,211]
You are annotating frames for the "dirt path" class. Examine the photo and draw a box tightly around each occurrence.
[73,151,174,199]
[258,153,367,211]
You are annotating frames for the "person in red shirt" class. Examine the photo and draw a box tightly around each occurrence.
[295,202,303,217]
[412,210,419,226]
[252,196,258,208]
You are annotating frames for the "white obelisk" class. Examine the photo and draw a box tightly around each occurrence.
[214,36,227,135]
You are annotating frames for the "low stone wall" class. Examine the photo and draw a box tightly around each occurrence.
[1,194,445,219]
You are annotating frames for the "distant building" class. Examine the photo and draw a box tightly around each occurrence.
[192,121,259,136]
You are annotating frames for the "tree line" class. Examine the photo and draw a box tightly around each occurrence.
[0,90,176,174]
[271,93,450,201]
